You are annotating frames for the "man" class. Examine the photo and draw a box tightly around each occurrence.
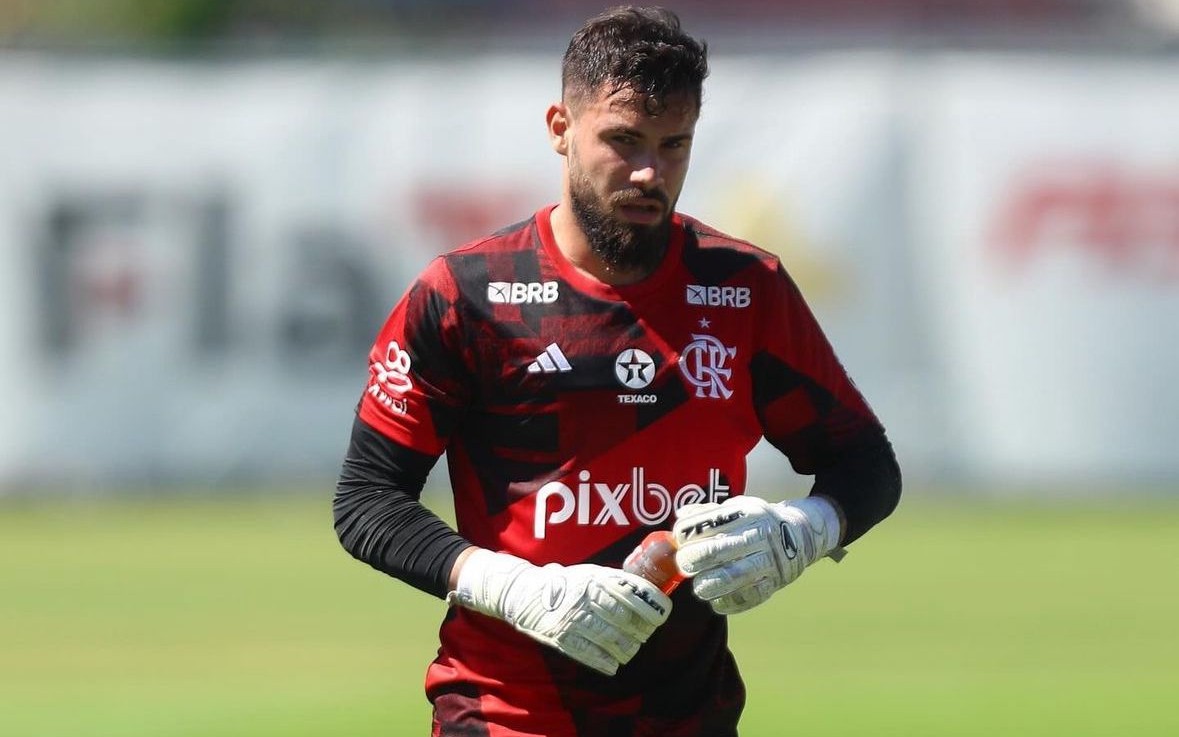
[335,6,901,736]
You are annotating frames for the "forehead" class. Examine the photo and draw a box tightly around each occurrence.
[575,85,699,132]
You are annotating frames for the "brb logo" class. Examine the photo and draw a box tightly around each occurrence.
[686,284,751,308]
[533,467,731,539]
[487,281,559,304]
[678,333,736,399]
[367,340,413,415]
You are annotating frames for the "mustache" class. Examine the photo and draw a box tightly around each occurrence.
[611,188,670,208]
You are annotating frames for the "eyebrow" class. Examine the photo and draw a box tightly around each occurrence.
[605,126,694,144]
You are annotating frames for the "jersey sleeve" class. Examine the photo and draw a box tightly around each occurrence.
[751,263,901,542]
[357,256,471,455]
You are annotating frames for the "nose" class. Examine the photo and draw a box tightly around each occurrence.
[630,152,663,189]
[631,167,658,189]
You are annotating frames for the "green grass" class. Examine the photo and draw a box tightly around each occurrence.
[2,493,1177,736]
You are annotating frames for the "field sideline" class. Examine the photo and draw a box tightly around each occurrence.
[2,492,1176,736]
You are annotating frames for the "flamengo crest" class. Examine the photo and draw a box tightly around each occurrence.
[678,333,735,399]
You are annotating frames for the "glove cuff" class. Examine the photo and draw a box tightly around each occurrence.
[445,548,531,620]
[779,496,844,564]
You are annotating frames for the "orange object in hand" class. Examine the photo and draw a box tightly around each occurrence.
[622,530,686,594]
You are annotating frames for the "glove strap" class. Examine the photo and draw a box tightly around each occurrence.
[445,549,531,620]
[781,496,845,564]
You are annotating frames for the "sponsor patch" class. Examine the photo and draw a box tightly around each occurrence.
[367,340,412,415]
[614,348,655,390]
[488,281,559,304]
[534,467,731,539]
[686,284,751,308]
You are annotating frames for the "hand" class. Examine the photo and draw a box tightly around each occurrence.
[672,495,843,615]
[447,549,672,676]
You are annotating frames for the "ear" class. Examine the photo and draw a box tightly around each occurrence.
[546,103,570,156]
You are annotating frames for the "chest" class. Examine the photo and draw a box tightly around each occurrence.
[465,283,758,418]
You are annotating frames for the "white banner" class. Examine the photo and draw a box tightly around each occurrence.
[3,51,1176,489]
[0,53,911,489]
[910,55,1179,482]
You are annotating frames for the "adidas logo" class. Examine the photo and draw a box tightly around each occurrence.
[527,343,572,374]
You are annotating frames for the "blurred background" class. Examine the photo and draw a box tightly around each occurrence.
[2,2,1177,736]
[2,0,1179,493]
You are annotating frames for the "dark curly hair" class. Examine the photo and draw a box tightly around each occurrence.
[562,6,709,116]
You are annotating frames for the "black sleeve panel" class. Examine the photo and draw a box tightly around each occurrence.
[333,416,473,599]
[809,433,902,545]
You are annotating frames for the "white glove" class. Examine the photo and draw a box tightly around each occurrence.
[672,495,843,615]
[446,549,672,676]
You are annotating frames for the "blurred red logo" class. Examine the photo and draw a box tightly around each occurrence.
[991,162,1179,281]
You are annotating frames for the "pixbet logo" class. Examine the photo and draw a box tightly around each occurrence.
[686,284,751,308]
[367,340,412,415]
[533,467,731,539]
[487,281,559,304]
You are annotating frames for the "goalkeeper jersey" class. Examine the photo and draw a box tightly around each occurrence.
[356,205,890,737]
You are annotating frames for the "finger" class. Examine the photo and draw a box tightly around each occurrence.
[591,622,644,664]
[673,501,718,521]
[672,499,765,546]
[567,607,644,664]
[601,574,673,627]
[554,630,621,675]
[709,582,773,615]
[688,550,776,599]
[583,591,657,646]
[675,527,766,574]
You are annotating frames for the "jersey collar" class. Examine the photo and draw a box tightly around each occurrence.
[534,203,685,302]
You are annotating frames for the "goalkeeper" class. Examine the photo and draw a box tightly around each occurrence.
[333,6,901,737]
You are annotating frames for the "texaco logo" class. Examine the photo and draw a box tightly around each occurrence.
[678,333,735,399]
[614,348,656,389]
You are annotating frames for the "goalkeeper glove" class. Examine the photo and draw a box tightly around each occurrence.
[672,495,844,615]
[446,549,672,676]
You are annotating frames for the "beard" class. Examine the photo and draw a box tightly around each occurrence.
[569,172,673,275]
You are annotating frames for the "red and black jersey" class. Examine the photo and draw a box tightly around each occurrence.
[353,205,895,737]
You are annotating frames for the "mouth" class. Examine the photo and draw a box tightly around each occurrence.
[616,198,666,224]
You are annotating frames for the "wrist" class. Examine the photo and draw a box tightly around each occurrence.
[777,496,844,563]
[446,545,480,592]
[446,548,532,619]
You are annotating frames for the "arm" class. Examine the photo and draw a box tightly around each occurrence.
[333,416,471,599]
[747,264,901,545]
[335,417,671,675]
[671,442,900,615]
[810,434,901,546]
[673,263,901,614]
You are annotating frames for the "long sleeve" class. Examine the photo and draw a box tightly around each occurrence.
[333,416,472,599]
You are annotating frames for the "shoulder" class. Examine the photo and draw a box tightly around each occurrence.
[442,215,537,260]
[678,213,786,280]
[415,214,539,287]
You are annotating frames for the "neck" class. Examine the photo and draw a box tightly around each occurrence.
[549,203,667,286]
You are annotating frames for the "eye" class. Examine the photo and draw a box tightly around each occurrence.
[613,133,638,146]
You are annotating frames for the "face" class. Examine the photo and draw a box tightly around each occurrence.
[551,86,698,273]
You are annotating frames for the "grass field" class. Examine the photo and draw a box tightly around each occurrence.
[2,492,1177,737]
